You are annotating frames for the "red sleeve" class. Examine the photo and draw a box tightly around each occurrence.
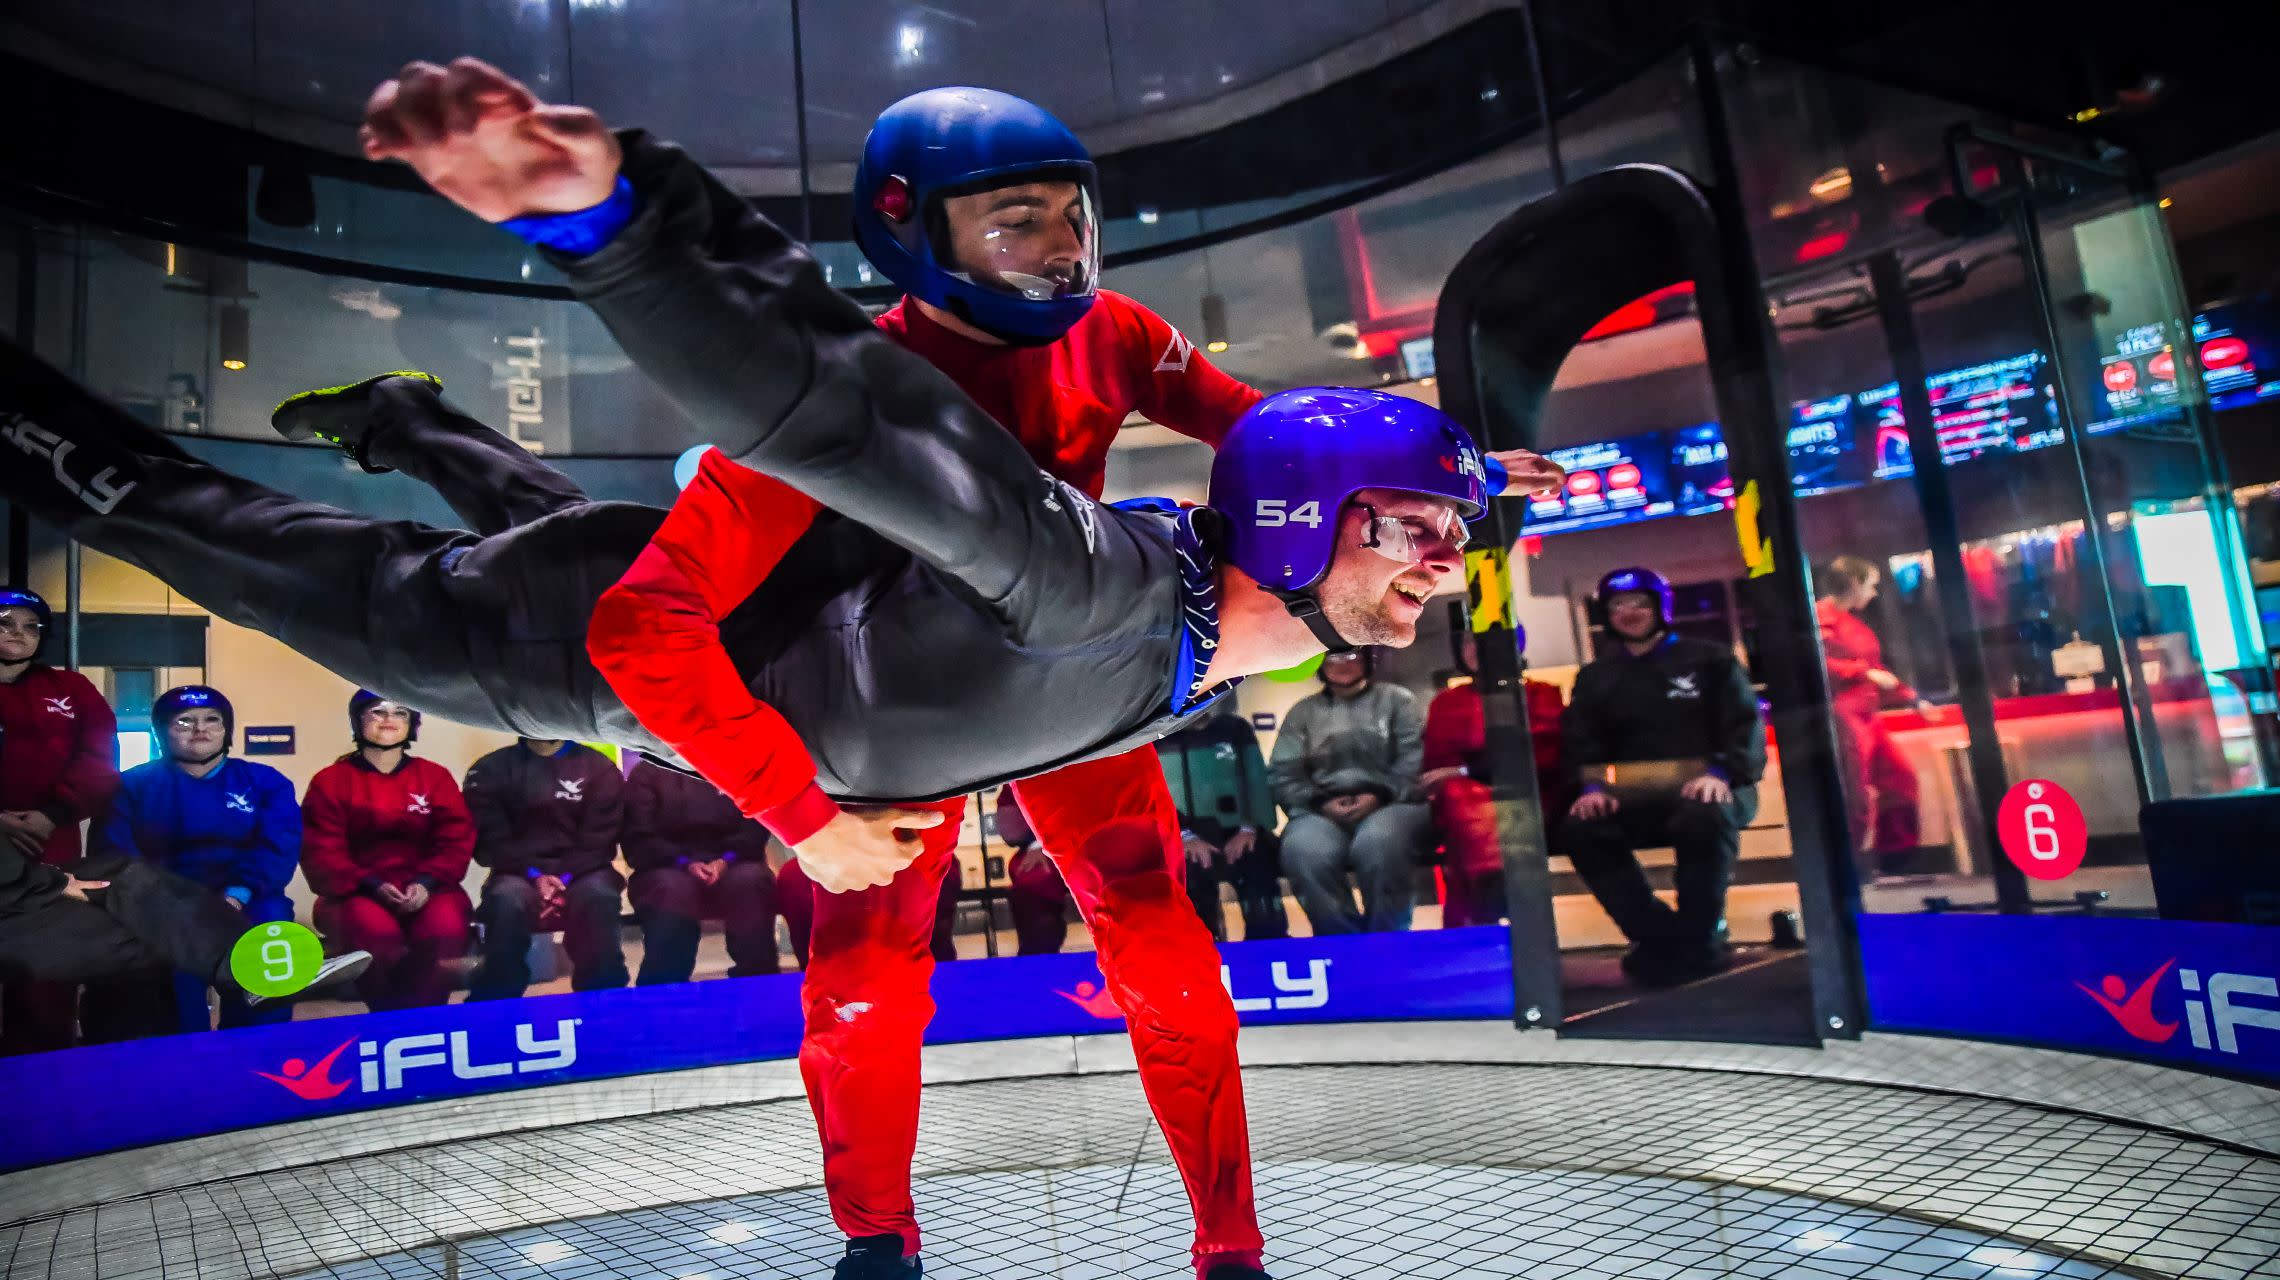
[419,764,477,885]
[1421,687,1476,773]
[1118,295,1262,446]
[43,672,119,827]
[298,766,363,898]
[1816,605,1876,682]
[586,450,841,845]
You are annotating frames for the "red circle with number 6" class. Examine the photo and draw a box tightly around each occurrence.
[1996,778,2087,880]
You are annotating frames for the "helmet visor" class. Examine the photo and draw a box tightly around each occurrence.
[931,173,1100,305]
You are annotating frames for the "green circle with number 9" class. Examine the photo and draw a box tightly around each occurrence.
[230,921,326,998]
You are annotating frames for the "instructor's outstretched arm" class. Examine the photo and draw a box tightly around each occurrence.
[364,58,1102,615]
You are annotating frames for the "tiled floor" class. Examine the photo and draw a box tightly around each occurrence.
[5,1063,2274,1279]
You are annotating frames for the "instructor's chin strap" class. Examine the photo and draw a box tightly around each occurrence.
[1271,588,1357,655]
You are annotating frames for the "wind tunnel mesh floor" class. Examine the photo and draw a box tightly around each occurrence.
[4,1064,2276,1279]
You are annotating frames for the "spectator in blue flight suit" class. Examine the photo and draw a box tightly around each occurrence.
[83,685,301,1037]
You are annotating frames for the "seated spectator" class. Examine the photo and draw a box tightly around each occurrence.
[463,737,628,998]
[991,790,1072,955]
[621,755,779,983]
[1159,710,1286,942]
[0,585,119,1054]
[303,690,477,1011]
[83,685,298,1037]
[779,853,960,967]
[1555,568,1766,985]
[1271,649,1431,934]
[1420,629,1571,928]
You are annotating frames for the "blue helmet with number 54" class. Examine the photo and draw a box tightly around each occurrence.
[1209,388,1487,598]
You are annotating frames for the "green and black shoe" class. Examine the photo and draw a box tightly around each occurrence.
[271,370,442,474]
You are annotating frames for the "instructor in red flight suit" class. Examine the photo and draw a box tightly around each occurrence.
[0,586,119,1053]
[357,64,1558,1280]
[303,690,477,1010]
[1814,556,1928,876]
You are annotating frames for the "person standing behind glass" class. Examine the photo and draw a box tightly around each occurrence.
[85,685,299,1036]
[1270,650,1430,934]
[1815,555,1931,878]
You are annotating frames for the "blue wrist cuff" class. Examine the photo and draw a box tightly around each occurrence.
[498,177,636,257]
[224,886,251,905]
[1704,764,1730,783]
[1484,453,1509,497]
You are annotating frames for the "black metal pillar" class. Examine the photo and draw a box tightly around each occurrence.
[1691,38,1865,1038]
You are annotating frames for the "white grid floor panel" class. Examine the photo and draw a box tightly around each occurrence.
[5,1064,2276,1280]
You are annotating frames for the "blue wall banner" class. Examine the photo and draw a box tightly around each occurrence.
[0,929,1513,1171]
[1859,912,2280,1082]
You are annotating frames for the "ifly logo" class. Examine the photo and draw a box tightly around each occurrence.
[43,697,74,719]
[256,1020,581,1101]
[225,792,254,814]
[2080,959,2280,1056]
[1056,960,1332,1021]
[555,779,585,803]
[2,413,138,515]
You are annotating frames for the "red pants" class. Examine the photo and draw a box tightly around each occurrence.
[1835,705,1920,858]
[315,887,473,1011]
[781,852,959,967]
[800,748,1259,1276]
[1432,778,1505,928]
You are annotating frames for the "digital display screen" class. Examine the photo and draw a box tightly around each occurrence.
[1524,352,2055,538]
[1860,352,2063,478]
[1786,392,1868,496]
[1523,429,1706,536]
[2194,296,2280,413]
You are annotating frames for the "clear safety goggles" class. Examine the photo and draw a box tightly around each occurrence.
[361,703,414,721]
[935,178,1100,303]
[1359,503,1470,563]
[168,712,226,732]
[0,615,43,636]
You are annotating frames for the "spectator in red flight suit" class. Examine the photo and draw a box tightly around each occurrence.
[1421,628,1571,928]
[462,736,628,998]
[303,690,477,1010]
[621,754,779,983]
[1815,556,1931,878]
[0,586,119,1053]
[993,790,1074,956]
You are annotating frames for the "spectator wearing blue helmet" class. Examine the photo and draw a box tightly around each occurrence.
[1556,568,1767,986]
[84,684,303,1037]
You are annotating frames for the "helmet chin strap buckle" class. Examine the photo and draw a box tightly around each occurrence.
[1272,588,1356,654]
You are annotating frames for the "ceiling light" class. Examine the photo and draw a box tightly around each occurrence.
[522,1241,577,1265]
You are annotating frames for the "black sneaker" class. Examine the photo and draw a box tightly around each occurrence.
[833,1235,919,1279]
[271,371,442,474]
[243,950,372,1009]
[1204,1264,1272,1279]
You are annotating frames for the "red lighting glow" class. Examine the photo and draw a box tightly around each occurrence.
[1566,471,1602,496]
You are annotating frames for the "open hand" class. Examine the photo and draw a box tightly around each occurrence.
[362,57,621,222]
[793,805,946,893]
[1489,448,1567,498]
[1419,765,1466,795]
[61,874,109,902]
[1569,790,1618,821]
[1222,828,1258,863]
[1679,773,1733,806]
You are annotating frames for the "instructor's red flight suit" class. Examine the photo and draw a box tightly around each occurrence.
[1816,596,1921,860]
[590,290,1267,1277]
